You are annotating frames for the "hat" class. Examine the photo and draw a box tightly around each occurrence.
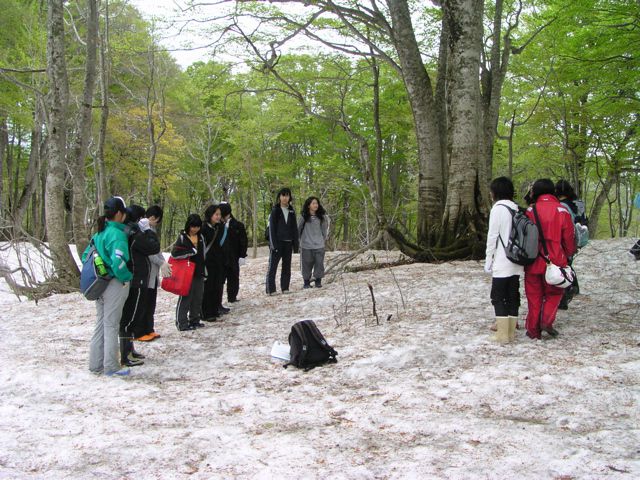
[104,196,126,215]
[219,202,232,217]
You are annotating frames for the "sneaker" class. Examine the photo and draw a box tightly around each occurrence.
[106,368,131,377]
[130,350,145,359]
[526,331,541,340]
[134,334,155,342]
[149,332,161,339]
[217,307,230,315]
[228,298,239,303]
[202,316,219,322]
[543,327,559,338]
[314,279,322,288]
[190,322,206,328]
[122,355,144,367]
[178,325,196,332]
[268,292,277,296]
[282,290,291,294]
[303,281,311,289]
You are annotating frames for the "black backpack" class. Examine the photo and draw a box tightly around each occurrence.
[284,320,338,371]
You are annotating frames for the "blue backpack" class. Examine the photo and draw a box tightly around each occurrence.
[80,240,112,300]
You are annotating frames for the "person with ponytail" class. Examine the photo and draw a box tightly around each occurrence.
[83,196,133,377]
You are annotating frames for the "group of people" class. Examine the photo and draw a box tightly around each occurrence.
[484,177,584,341]
[83,197,169,376]
[85,189,329,377]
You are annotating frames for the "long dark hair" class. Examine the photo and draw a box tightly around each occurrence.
[97,196,126,232]
[555,180,577,201]
[203,204,221,224]
[184,213,203,232]
[301,196,326,222]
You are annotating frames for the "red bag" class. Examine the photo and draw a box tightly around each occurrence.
[161,257,196,296]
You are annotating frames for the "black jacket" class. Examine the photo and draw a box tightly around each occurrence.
[268,204,299,252]
[171,230,206,277]
[227,216,248,260]
[202,222,224,268]
[125,223,161,289]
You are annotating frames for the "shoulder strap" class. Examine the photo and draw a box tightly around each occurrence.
[284,322,310,369]
[532,204,549,259]
[496,204,515,250]
[303,320,338,357]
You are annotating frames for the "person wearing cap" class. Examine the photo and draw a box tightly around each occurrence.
[266,187,299,295]
[219,202,248,303]
[83,196,133,377]
[118,205,160,366]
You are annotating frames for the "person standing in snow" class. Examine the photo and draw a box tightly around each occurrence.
[524,179,576,339]
[118,205,160,367]
[555,180,584,310]
[266,187,299,295]
[171,214,206,331]
[201,204,228,321]
[484,177,524,343]
[298,196,329,289]
[219,202,248,303]
[84,196,133,377]
[137,205,171,340]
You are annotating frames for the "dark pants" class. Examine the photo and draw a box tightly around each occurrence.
[120,286,149,339]
[142,286,158,335]
[202,263,224,319]
[225,260,240,302]
[490,275,521,317]
[266,240,293,293]
[176,275,204,330]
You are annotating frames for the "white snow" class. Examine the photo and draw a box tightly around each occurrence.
[0,239,638,479]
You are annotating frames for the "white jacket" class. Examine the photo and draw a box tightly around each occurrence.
[484,199,525,278]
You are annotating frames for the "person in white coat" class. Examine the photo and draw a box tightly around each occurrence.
[484,177,524,343]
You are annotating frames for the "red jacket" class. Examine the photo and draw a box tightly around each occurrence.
[525,194,577,275]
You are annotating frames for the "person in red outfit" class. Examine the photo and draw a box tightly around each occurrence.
[524,179,577,339]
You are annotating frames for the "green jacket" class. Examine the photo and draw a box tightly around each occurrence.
[82,221,133,283]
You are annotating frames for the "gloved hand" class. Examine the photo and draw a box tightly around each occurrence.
[238,257,246,267]
[160,262,172,278]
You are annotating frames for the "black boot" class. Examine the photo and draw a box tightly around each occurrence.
[303,280,311,289]
[314,278,322,288]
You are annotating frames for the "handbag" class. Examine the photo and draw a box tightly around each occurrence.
[532,205,575,289]
[161,256,196,296]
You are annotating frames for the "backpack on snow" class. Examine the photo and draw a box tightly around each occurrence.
[284,320,338,371]
[80,239,112,301]
[498,204,539,266]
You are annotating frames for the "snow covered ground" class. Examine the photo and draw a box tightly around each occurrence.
[0,239,638,479]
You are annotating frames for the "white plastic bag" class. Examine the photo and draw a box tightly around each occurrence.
[545,262,575,289]
[270,341,290,362]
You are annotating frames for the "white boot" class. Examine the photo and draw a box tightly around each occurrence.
[508,316,518,342]
[494,316,510,344]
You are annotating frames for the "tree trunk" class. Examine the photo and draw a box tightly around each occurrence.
[440,0,486,257]
[387,0,444,245]
[71,0,99,255]
[0,116,7,234]
[45,0,80,286]
[95,0,110,209]
[13,105,45,231]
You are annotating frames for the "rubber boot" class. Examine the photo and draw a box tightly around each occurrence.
[494,316,510,344]
[508,316,517,342]
[119,337,130,365]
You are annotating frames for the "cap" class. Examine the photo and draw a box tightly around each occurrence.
[104,196,127,214]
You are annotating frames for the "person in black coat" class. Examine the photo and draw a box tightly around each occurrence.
[171,214,206,331]
[266,187,299,295]
[119,205,161,366]
[219,202,248,303]
[201,204,228,320]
